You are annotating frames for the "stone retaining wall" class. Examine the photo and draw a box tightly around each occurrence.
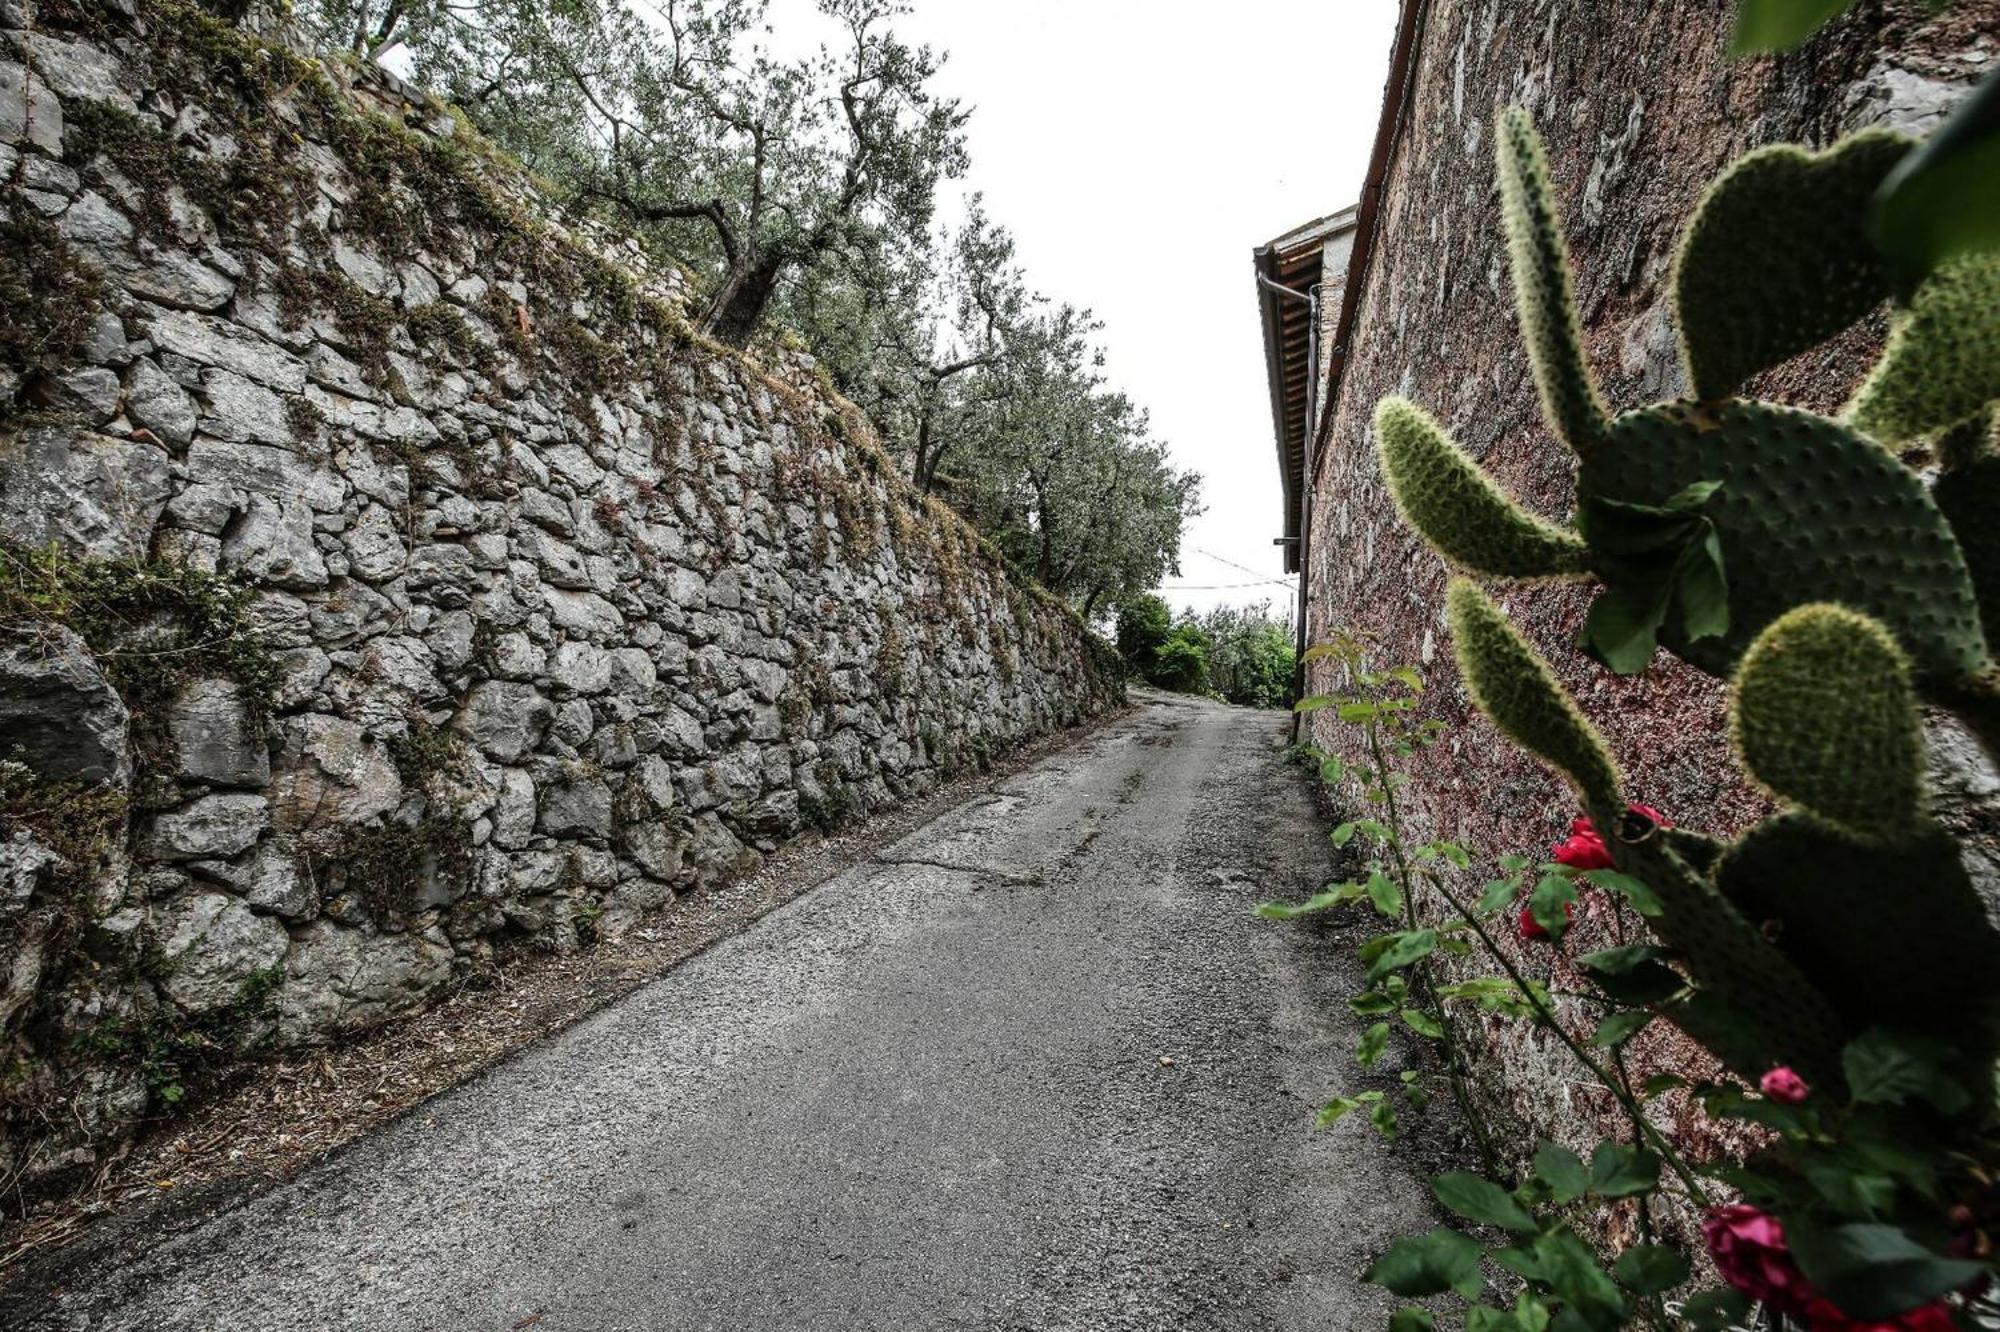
[0,0,1120,1187]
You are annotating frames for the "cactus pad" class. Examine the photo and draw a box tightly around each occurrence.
[1934,436,2000,641]
[1578,398,1987,683]
[1717,814,2000,1052]
[1848,250,2000,445]
[1374,397,1591,579]
[1498,108,1608,456]
[1615,832,1847,1083]
[1445,579,1621,811]
[1730,605,1924,841]
[1673,131,1911,400]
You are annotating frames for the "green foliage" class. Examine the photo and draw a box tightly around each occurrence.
[1386,108,2000,724]
[1848,250,2000,444]
[1720,815,2000,1044]
[1113,594,1172,672]
[0,543,279,795]
[1375,397,1590,578]
[1673,131,1910,399]
[1148,628,1209,694]
[1932,426,2000,637]
[1353,89,2000,1330]
[1497,107,1607,454]
[1729,0,1860,53]
[1729,604,1923,839]
[1190,602,1295,708]
[0,214,110,424]
[1445,579,1621,812]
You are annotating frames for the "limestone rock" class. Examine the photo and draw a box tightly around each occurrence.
[0,427,171,562]
[146,794,269,862]
[154,892,287,1015]
[0,59,61,156]
[454,681,553,762]
[0,626,129,784]
[277,922,454,1041]
[169,678,269,788]
[125,359,199,447]
[539,774,612,838]
[221,495,329,591]
[271,714,404,831]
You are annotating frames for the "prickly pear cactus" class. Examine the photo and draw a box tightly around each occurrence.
[1718,605,2000,1062]
[1446,581,1852,1083]
[1374,107,2000,757]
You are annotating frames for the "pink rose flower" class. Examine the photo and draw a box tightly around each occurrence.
[1759,1066,1810,1104]
[1703,1204,1815,1314]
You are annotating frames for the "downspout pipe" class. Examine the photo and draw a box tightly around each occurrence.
[1256,272,1320,738]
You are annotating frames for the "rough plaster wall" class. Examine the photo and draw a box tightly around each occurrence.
[0,0,1119,1186]
[1304,0,2000,1238]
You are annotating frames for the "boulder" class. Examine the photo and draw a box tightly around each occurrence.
[0,59,62,156]
[220,495,329,591]
[270,714,403,831]
[491,768,537,849]
[277,922,453,1041]
[454,680,553,762]
[539,775,613,838]
[145,793,268,862]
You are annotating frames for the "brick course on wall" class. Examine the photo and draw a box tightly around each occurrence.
[0,0,1120,1187]
[1303,0,2000,1235]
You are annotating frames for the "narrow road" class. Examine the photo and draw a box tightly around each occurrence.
[21,695,1439,1331]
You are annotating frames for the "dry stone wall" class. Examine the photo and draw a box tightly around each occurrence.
[0,0,1120,1187]
[1304,0,1999,1229]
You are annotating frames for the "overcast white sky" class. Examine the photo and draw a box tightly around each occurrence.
[870,1,1400,620]
[754,1,1399,618]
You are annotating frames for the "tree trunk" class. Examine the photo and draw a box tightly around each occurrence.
[700,251,792,348]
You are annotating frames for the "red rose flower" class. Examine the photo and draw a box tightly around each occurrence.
[1517,902,1572,941]
[1703,1204,1814,1314]
[1759,1066,1810,1104]
[1551,817,1614,870]
[1552,806,1676,871]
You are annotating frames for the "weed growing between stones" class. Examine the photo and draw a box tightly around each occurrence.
[315,816,473,927]
[0,216,108,426]
[0,544,278,801]
[70,963,283,1112]
[799,761,855,833]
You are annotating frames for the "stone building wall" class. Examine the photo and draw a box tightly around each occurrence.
[1303,0,2000,1218]
[0,0,1120,1187]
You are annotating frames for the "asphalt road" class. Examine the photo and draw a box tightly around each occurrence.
[20,693,1440,1331]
